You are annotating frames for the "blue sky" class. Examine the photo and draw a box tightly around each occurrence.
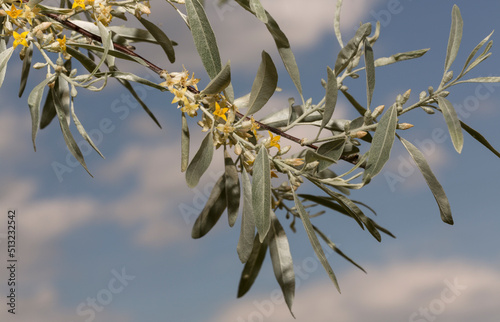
[1,0,500,321]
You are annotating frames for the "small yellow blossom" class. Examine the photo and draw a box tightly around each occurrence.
[250,116,260,136]
[171,87,187,104]
[267,131,281,151]
[13,31,29,49]
[96,3,113,26]
[216,121,235,137]
[72,0,86,10]
[181,99,199,117]
[21,5,41,25]
[56,35,67,52]
[213,102,229,121]
[6,4,23,19]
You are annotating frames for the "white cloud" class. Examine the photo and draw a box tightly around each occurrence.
[212,258,500,322]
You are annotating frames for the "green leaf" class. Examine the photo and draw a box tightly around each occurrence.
[186,0,222,79]
[398,136,453,224]
[19,44,33,97]
[374,48,430,67]
[66,47,98,73]
[291,187,340,292]
[318,66,338,135]
[0,46,14,89]
[436,97,463,153]
[94,71,167,91]
[252,146,271,242]
[224,148,240,227]
[313,225,366,273]
[237,168,256,263]
[87,21,113,80]
[364,40,375,109]
[363,104,398,183]
[181,112,190,172]
[444,5,463,72]
[67,43,148,67]
[71,100,105,159]
[40,82,56,129]
[317,138,346,172]
[459,31,494,77]
[334,0,344,47]
[268,213,295,316]
[454,77,500,84]
[28,76,55,151]
[460,120,500,158]
[249,0,268,23]
[334,23,371,75]
[237,234,268,298]
[52,87,92,176]
[200,60,231,95]
[341,89,366,116]
[191,176,227,238]
[186,132,214,188]
[247,51,278,116]
[137,16,175,63]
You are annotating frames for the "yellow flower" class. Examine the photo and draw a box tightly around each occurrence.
[171,87,187,104]
[267,131,281,151]
[21,5,41,25]
[72,0,86,10]
[97,3,113,26]
[181,99,199,117]
[13,31,29,49]
[250,116,260,136]
[57,35,67,52]
[6,4,23,19]
[213,102,229,121]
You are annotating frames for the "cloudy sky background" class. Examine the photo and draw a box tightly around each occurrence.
[1,0,500,321]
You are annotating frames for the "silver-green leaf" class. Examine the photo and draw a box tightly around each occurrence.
[363,104,398,183]
[186,0,222,79]
[444,5,463,72]
[398,136,453,224]
[436,97,463,153]
[318,66,338,135]
[181,112,190,172]
[334,23,371,76]
[237,168,256,263]
[247,51,278,116]
[269,213,295,316]
[252,146,271,242]
[224,148,240,227]
[186,132,214,188]
[364,40,375,109]
[18,44,33,97]
[237,234,268,298]
[28,76,55,151]
[191,176,227,238]
[137,16,175,63]
[201,60,231,95]
[0,46,14,89]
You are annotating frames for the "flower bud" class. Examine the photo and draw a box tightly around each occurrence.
[442,70,454,84]
[398,123,414,130]
[371,105,385,118]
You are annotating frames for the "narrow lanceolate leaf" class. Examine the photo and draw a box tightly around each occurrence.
[436,97,463,153]
[28,76,54,151]
[334,0,344,47]
[269,213,295,316]
[398,137,453,225]
[460,121,500,158]
[237,168,256,263]
[252,146,271,242]
[52,88,92,176]
[364,40,375,109]
[40,82,56,129]
[249,0,268,23]
[237,235,268,298]
[317,138,346,172]
[186,0,222,79]
[459,31,494,77]
[88,21,113,80]
[444,5,463,72]
[181,112,190,172]
[186,132,214,188]
[137,16,175,63]
[313,225,366,273]
[247,51,278,116]
[363,104,398,183]
[334,23,371,76]
[234,0,302,95]
[342,90,366,116]
[191,176,227,238]
[224,148,240,227]
[454,77,500,84]
[71,100,104,159]
[291,188,340,293]
[319,67,338,134]
[201,60,231,95]
[19,44,33,97]
[0,46,14,89]
[374,48,430,67]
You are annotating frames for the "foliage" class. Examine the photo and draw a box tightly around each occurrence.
[1,0,499,315]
